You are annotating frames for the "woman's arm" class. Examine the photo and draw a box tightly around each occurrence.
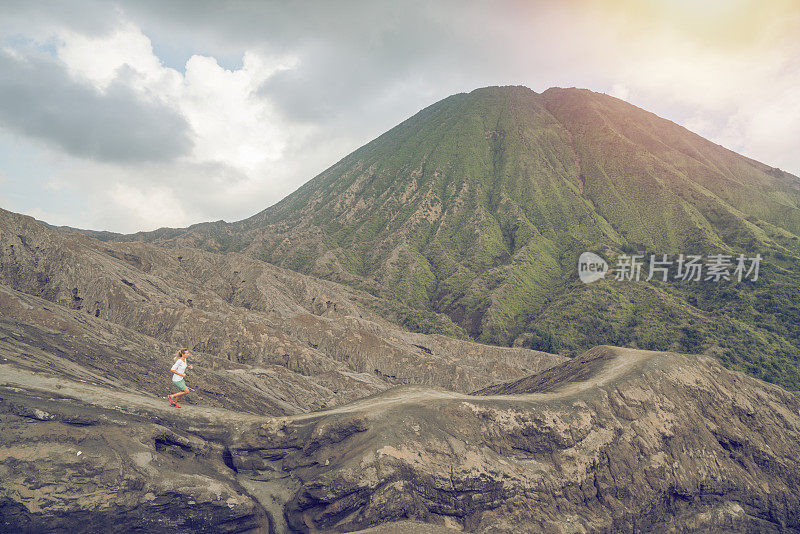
[171,369,186,377]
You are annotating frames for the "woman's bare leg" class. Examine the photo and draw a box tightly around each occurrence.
[169,389,190,401]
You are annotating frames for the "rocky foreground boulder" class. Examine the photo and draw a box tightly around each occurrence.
[2,345,799,532]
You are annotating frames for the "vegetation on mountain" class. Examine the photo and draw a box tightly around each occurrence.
[4,86,800,532]
[94,86,800,389]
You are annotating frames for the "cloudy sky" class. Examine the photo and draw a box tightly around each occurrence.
[1,0,798,232]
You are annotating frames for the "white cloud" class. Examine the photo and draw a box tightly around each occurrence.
[56,24,300,172]
[586,4,800,176]
[57,23,178,96]
[181,52,296,170]
[23,207,72,227]
[717,86,800,171]
[5,22,321,232]
[1,1,799,233]
[0,46,192,163]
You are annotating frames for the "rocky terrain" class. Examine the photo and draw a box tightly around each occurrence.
[2,85,800,533]
[2,345,799,532]
[1,211,799,532]
[4,211,799,533]
[0,207,563,412]
[88,86,800,391]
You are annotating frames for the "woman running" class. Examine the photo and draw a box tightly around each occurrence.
[168,348,193,407]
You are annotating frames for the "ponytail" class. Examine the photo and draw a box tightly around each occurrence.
[175,348,188,360]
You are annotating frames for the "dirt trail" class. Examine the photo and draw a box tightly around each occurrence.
[0,362,263,425]
[285,345,662,421]
[5,344,798,533]
[1,346,661,427]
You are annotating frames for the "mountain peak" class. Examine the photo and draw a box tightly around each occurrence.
[107,87,800,389]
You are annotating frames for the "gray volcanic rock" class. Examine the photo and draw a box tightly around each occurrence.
[229,346,800,533]
[2,346,800,532]
[0,207,563,403]
[0,375,269,533]
[0,284,353,415]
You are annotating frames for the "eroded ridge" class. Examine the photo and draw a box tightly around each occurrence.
[4,345,799,533]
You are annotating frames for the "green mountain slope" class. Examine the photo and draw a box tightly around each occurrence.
[112,86,800,389]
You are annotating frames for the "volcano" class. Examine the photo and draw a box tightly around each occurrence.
[3,86,800,532]
[109,86,800,390]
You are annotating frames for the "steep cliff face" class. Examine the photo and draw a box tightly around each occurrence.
[231,346,800,533]
[0,386,269,533]
[3,346,799,533]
